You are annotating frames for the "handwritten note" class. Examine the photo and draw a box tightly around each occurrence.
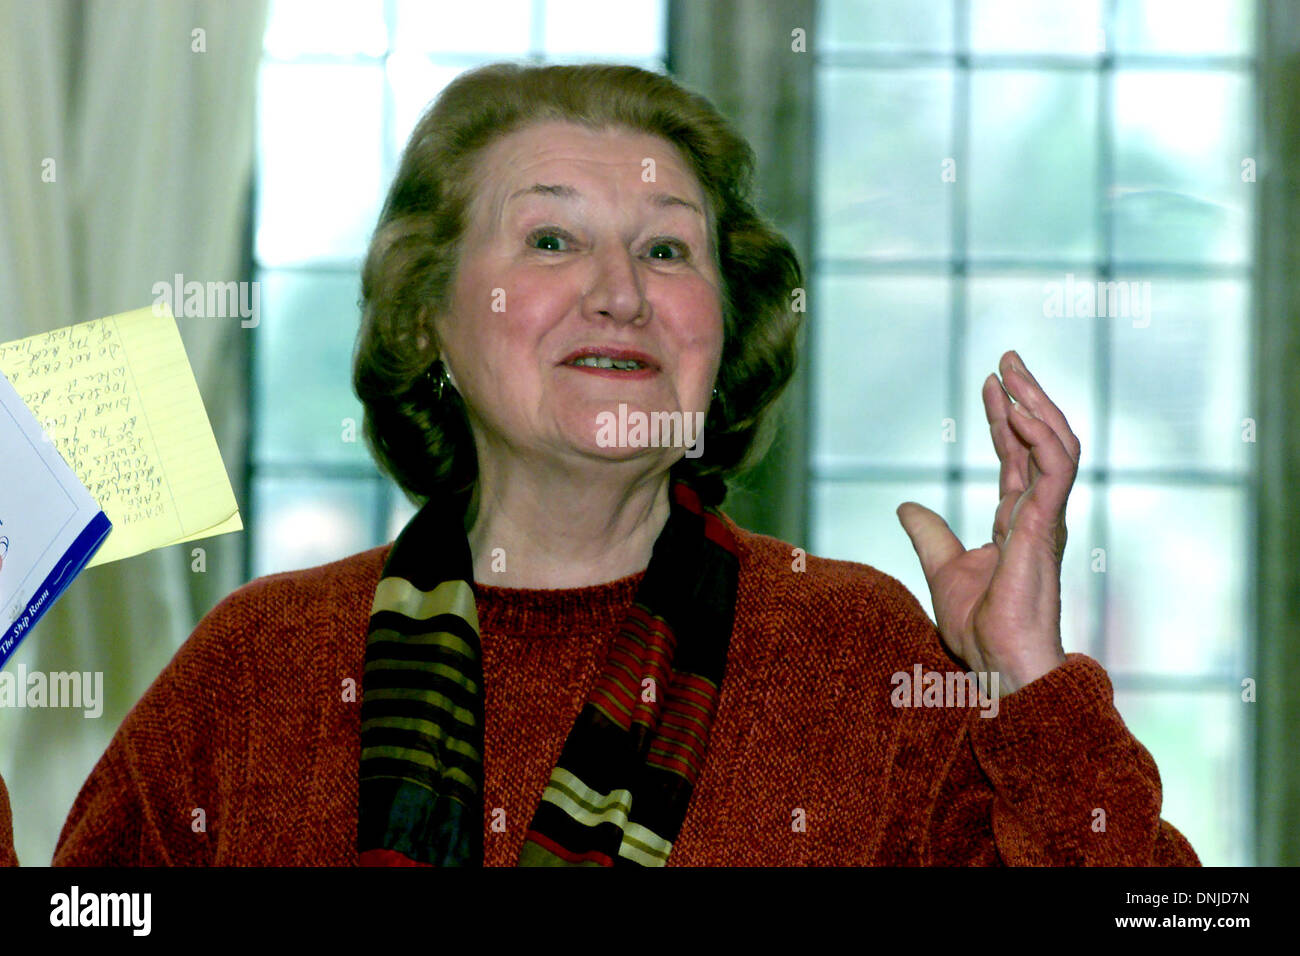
[0,305,241,566]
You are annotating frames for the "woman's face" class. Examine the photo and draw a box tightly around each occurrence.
[433,120,723,474]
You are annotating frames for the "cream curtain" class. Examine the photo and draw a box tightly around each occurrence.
[1254,0,1300,867]
[0,0,266,865]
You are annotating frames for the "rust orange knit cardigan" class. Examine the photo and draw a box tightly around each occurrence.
[0,517,1199,865]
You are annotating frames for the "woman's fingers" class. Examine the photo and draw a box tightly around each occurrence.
[991,489,1019,548]
[998,351,1082,466]
[982,351,1081,547]
[982,372,1029,501]
[896,501,965,584]
[1003,396,1078,536]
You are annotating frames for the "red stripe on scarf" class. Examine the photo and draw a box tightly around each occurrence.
[523,830,616,867]
[359,848,431,867]
[702,513,738,554]
[668,674,719,711]
[670,483,738,555]
[625,605,678,647]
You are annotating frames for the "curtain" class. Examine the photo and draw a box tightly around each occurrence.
[0,0,266,866]
[1254,0,1300,867]
[668,0,815,546]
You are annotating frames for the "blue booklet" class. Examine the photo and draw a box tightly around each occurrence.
[0,368,111,670]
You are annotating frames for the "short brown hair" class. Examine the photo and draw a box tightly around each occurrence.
[353,61,803,509]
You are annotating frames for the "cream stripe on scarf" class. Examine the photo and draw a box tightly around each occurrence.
[371,577,480,629]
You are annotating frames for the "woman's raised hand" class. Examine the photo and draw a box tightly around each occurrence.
[896,350,1081,695]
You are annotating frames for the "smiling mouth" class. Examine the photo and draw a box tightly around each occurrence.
[566,356,649,370]
[560,347,661,375]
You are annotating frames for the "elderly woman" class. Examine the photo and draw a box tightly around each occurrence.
[0,62,1197,867]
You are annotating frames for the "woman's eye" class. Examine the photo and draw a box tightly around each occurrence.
[527,229,570,251]
[647,239,689,260]
[526,230,688,259]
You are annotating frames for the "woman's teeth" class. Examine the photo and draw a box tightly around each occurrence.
[570,356,645,370]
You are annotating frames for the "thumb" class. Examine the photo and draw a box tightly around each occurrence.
[896,501,964,583]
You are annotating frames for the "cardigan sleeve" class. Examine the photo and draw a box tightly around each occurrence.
[47,607,237,866]
[922,652,1201,866]
[49,719,201,865]
[0,775,15,865]
[0,702,202,866]
[57,735,183,865]
[0,587,246,866]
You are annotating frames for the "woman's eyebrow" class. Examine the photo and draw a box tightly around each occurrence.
[506,183,704,219]
[507,183,579,204]
[649,192,705,219]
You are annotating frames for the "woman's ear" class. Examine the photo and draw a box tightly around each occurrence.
[414,305,434,354]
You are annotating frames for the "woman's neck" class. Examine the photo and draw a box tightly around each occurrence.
[465,464,672,589]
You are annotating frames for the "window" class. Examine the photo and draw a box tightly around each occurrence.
[249,0,668,577]
[810,0,1256,866]
[250,0,1254,867]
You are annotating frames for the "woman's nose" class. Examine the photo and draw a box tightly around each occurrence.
[581,246,647,325]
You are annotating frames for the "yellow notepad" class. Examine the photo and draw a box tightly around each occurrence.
[0,305,242,566]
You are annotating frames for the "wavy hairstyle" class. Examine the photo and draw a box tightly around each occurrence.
[353,61,803,510]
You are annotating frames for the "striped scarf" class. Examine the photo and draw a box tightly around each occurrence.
[357,480,740,866]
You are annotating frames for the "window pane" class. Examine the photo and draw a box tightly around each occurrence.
[1112,689,1247,866]
[1112,0,1255,56]
[1111,71,1253,264]
[818,0,954,52]
[812,0,1255,872]
[393,0,533,54]
[1104,484,1246,676]
[961,275,1097,470]
[811,480,946,623]
[970,0,1103,54]
[388,54,469,161]
[542,0,664,58]
[813,276,951,469]
[256,62,386,265]
[969,70,1099,258]
[818,69,954,258]
[253,269,371,466]
[252,476,383,576]
[1109,278,1250,471]
[264,0,388,58]
[960,481,1097,657]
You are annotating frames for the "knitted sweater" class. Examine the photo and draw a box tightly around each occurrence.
[0,518,1199,866]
